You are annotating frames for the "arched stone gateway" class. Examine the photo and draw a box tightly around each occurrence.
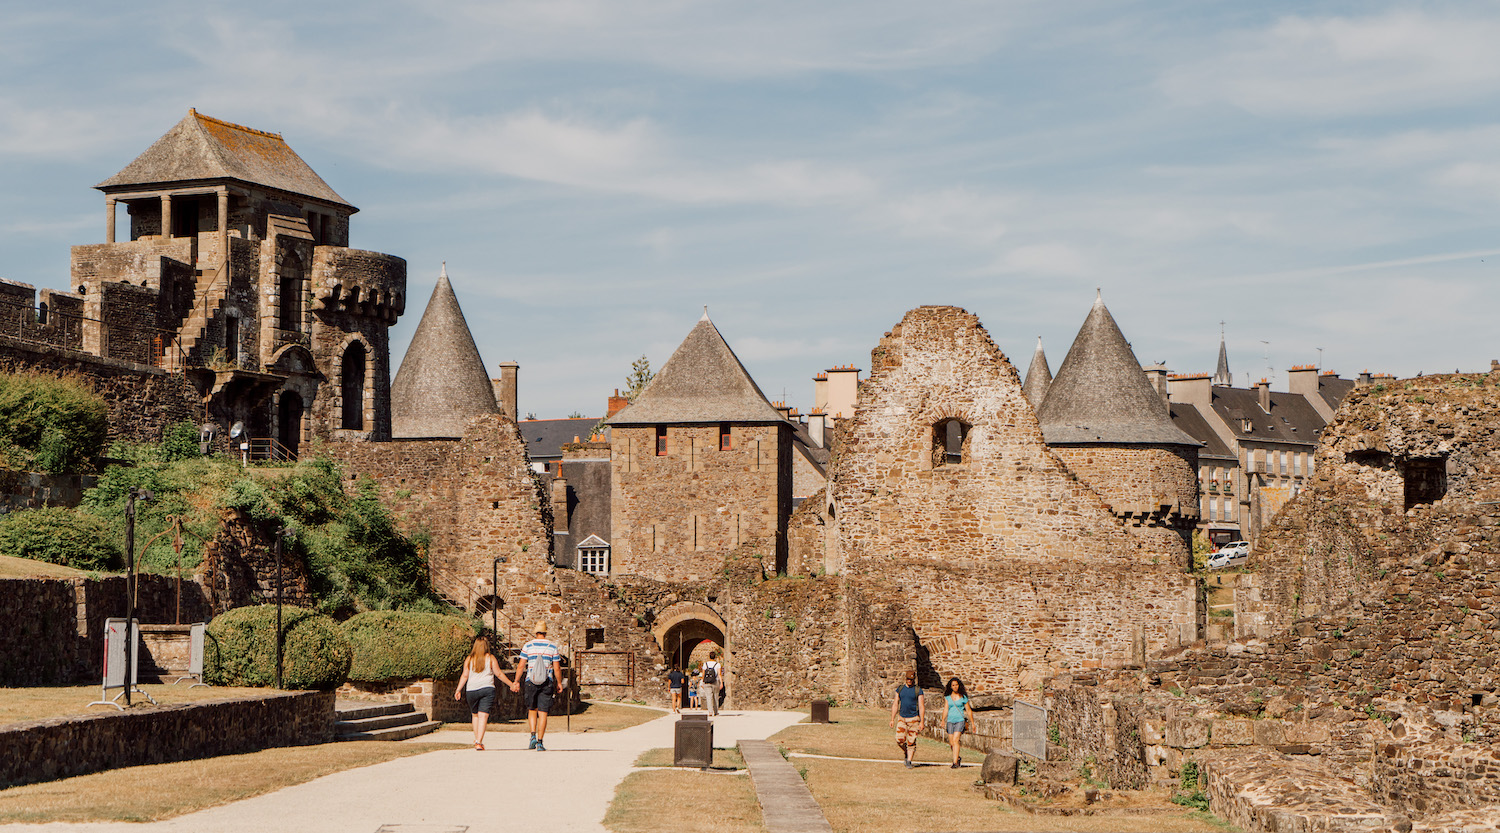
[653,602,729,700]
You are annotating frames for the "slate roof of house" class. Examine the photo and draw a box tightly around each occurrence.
[1210,386,1326,446]
[390,265,498,438]
[1022,337,1052,410]
[520,418,606,461]
[1169,403,1234,459]
[1038,294,1201,447]
[607,312,785,425]
[97,110,354,209]
[1316,374,1356,412]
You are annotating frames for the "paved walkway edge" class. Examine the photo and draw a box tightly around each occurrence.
[738,739,834,833]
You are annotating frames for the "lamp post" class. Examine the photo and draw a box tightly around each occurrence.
[123,487,153,707]
[490,556,507,638]
[275,526,295,690]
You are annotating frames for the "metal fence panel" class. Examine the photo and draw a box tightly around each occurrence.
[1013,699,1047,760]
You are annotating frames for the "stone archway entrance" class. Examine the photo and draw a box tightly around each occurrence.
[653,602,730,704]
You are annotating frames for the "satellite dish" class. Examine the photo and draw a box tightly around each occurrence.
[229,422,245,439]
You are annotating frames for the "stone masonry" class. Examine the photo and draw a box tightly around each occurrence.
[833,306,1197,692]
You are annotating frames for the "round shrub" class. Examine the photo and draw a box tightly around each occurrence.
[204,605,351,690]
[0,507,121,570]
[343,610,479,683]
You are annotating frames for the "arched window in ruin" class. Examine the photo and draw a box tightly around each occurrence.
[341,341,366,430]
[279,253,303,331]
[932,418,970,467]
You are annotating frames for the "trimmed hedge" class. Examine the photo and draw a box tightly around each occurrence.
[0,507,121,570]
[344,610,478,683]
[204,605,351,690]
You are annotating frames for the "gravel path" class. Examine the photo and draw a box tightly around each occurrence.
[8,709,807,833]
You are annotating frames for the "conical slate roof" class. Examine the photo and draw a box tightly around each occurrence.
[608,312,784,425]
[97,110,354,209]
[390,265,499,438]
[1022,337,1052,410]
[1213,333,1232,386]
[1037,295,1200,447]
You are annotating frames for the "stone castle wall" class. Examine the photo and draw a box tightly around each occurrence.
[834,306,1198,692]
[1049,444,1198,564]
[610,423,791,581]
[0,338,203,443]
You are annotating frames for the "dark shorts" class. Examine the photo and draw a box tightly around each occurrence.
[465,686,495,716]
[523,680,555,712]
[947,720,966,735]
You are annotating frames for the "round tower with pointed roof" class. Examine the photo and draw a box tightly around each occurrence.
[389,264,500,438]
[1037,293,1201,560]
[1022,336,1052,410]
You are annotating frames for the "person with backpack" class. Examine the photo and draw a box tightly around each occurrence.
[516,620,563,751]
[698,650,723,716]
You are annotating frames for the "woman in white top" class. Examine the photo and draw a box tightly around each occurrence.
[453,636,514,750]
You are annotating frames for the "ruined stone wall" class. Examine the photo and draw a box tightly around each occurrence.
[198,509,315,615]
[0,471,96,515]
[834,306,1198,693]
[718,572,849,708]
[0,338,203,443]
[841,577,917,706]
[1049,444,1198,566]
[70,239,194,294]
[785,487,827,577]
[791,445,825,500]
[610,422,791,581]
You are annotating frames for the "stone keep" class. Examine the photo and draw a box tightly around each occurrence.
[833,305,1198,692]
[74,109,405,449]
[607,313,793,580]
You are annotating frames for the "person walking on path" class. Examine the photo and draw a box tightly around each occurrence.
[453,636,513,750]
[687,666,700,709]
[888,668,925,768]
[699,650,723,716]
[943,677,974,768]
[666,665,688,713]
[516,620,563,751]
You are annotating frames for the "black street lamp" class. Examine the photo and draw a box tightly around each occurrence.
[490,556,507,637]
[123,487,153,707]
[275,526,295,690]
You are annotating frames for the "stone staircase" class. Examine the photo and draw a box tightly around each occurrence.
[334,701,441,741]
[171,260,231,368]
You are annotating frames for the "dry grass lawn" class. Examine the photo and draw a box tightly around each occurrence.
[634,746,746,770]
[799,757,1231,833]
[605,767,763,833]
[0,684,273,727]
[0,741,461,824]
[771,704,985,764]
[0,555,91,579]
[485,701,661,733]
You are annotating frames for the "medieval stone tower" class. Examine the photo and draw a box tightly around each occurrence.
[77,109,405,450]
[389,264,501,438]
[1036,294,1201,563]
[606,312,793,580]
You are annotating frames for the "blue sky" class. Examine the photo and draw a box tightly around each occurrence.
[2,2,1497,417]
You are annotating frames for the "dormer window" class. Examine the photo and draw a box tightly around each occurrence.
[932,418,970,467]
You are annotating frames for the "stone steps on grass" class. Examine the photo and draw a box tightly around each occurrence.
[335,701,440,741]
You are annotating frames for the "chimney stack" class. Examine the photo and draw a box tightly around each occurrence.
[607,388,629,418]
[492,361,519,419]
[1256,378,1271,412]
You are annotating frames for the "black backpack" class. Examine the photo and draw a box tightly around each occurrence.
[702,664,718,686]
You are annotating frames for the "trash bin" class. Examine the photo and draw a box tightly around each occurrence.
[811,698,830,723]
[674,716,713,767]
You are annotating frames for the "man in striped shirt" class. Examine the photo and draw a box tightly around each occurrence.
[517,620,563,751]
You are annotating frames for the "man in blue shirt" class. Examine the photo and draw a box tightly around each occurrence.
[517,620,563,751]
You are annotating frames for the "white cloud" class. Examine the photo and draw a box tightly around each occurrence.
[1161,10,1500,117]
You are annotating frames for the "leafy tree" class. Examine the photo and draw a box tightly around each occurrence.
[0,371,107,473]
[624,354,654,403]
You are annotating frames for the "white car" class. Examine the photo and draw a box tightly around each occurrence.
[1208,542,1250,569]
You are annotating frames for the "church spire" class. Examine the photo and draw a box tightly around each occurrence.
[1213,323,1232,387]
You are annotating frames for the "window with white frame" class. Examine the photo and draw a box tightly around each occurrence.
[576,535,610,576]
